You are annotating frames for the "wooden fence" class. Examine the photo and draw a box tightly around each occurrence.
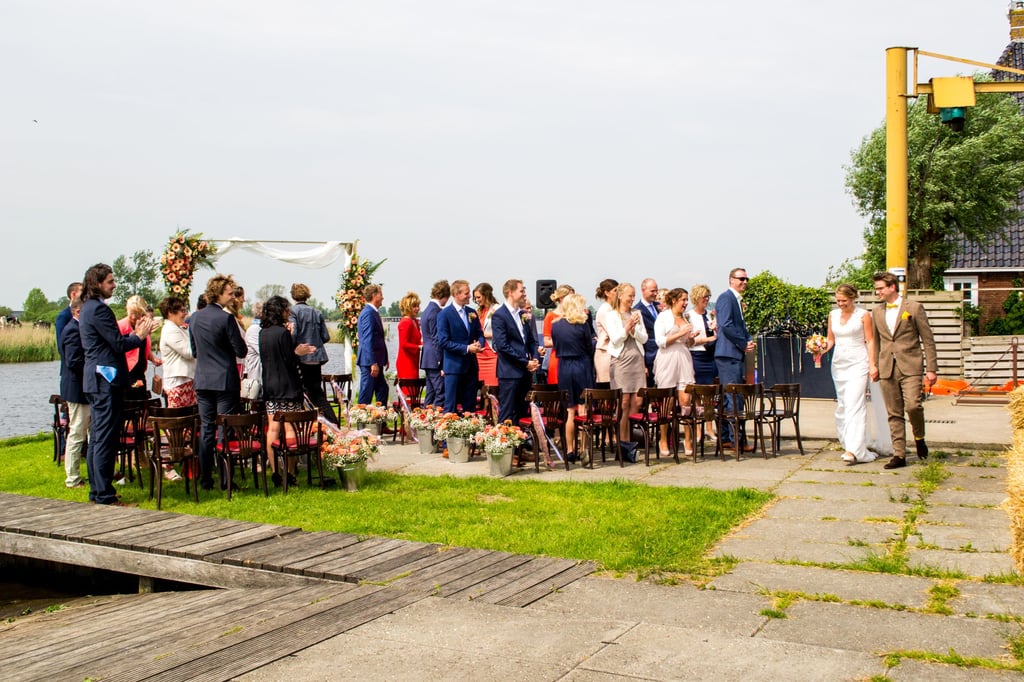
[961,335,1023,387]
[860,289,965,379]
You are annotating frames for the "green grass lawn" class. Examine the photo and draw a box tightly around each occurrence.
[0,435,772,578]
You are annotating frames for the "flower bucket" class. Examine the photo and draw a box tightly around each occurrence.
[488,448,513,477]
[417,428,435,454]
[362,422,382,436]
[448,436,470,463]
[337,461,367,492]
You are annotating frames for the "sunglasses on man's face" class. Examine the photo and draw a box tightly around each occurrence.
[733,276,749,282]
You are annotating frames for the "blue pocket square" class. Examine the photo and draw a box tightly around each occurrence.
[97,365,117,383]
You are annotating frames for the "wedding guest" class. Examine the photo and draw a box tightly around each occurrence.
[606,283,647,443]
[686,284,718,385]
[55,281,82,348]
[242,302,263,400]
[714,267,756,452]
[158,296,197,410]
[473,283,500,387]
[541,284,574,386]
[396,291,423,396]
[634,278,660,386]
[59,297,89,488]
[291,283,337,424]
[550,294,595,461]
[654,288,696,455]
[118,295,162,402]
[420,280,450,408]
[593,278,618,385]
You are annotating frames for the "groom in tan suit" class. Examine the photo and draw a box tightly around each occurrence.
[869,271,938,469]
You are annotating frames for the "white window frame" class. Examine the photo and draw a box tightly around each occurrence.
[944,276,979,306]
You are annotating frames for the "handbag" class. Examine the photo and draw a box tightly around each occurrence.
[619,440,638,464]
[151,374,163,396]
[241,375,262,400]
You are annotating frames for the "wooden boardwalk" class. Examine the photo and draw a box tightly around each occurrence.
[0,492,596,681]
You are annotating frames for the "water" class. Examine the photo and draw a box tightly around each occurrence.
[0,337,400,439]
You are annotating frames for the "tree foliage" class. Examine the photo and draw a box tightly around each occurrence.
[984,278,1024,334]
[254,284,285,302]
[742,271,833,336]
[845,79,1024,289]
[22,288,58,323]
[112,250,162,306]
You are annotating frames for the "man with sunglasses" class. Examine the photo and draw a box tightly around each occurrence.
[714,267,756,452]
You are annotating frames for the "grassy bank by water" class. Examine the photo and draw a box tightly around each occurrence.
[0,435,772,578]
[0,327,57,363]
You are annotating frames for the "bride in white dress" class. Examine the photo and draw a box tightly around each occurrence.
[823,284,892,464]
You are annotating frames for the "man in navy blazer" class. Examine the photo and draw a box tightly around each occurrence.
[436,279,484,414]
[713,267,756,450]
[78,263,154,504]
[190,274,248,490]
[491,279,540,425]
[634,278,660,387]
[357,284,389,405]
[59,297,89,488]
[419,280,450,408]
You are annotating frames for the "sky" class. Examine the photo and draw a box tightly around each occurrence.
[1,1,1017,310]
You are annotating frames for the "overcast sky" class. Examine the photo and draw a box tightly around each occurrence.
[1,1,1016,310]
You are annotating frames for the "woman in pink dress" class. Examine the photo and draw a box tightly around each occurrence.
[473,283,499,387]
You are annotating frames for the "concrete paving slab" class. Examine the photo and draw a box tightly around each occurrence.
[712,537,874,565]
[887,659,1024,681]
[929,489,1008,508]
[761,601,1016,659]
[735,517,899,545]
[775,481,909,503]
[528,576,768,637]
[709,563,937,609]
[787,469,890,485]
[941,472,1008,494]
[956,581,1024,618]
[581,621,882,681]
[763,497,908,522]
[920,505,1011,528]
[906,548,1018,578]
[916,524,1011,553]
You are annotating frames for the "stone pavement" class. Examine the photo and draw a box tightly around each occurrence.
[240,398,1023,680]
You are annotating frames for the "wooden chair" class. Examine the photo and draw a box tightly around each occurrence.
[574,388,622,468]
[117,399,151,487]
[765,383,803,455]
[271,409,324,493]
[49,394,68,465]
[215,413,268,500]
[520,389,569,471]
[321,373,353,424]
[718,384,771,460]
[147,414,200,510]
[392,378,427,444]
[480,384,499,425]
[628,387,678,466]
[682,384,723,463]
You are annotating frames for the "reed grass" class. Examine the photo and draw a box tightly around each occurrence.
[0,435,772,577]
[0,327,57,363]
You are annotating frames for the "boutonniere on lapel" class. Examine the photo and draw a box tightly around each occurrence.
[468,312,477,323]
[520,313,531,325]
[901,311,911,321]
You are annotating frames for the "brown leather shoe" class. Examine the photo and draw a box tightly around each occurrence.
[883,456,907,469]
[741,444,755,453]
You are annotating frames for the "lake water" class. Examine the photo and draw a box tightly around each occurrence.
[0,337,401,439]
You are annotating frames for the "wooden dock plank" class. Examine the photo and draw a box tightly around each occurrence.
[282,536,398,577]
[342,542,446,582]
[389,549,513,592]
[218,531,361,570]
[1,505,100,536]
[471,557,585,605]
[300,538,408,579]
[319,541,439,580]
[167,524,303,560]
[141,519,263,552]
[359,545,474,584]
[442,554,539,599]
[72,514,200,550]
[498,560,598,607]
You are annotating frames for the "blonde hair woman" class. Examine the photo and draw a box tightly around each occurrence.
[542,284,574,385]
[604,283,647,443]
[549,294,596,461]
[396,291,422,395]
[118,295,162,402]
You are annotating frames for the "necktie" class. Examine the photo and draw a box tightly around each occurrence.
[649,303,657,317]
[460,307,469,330]
[886,303,899,309]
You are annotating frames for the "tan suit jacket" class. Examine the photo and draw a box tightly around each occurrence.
[871,299,938,379]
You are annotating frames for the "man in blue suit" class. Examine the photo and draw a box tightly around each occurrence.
[59,297,89,488]
[419,280,450,408]
[357,284,389,405]
[55,281,82,348]
[78,263,155,505]
[190,274,248,490]
[491,278,540,425]
[714,267,756,451]
[435,279,484,414]
[634,277,660,387]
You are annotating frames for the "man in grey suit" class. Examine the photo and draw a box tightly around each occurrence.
[419,280,450,408]
[190,274,247,490]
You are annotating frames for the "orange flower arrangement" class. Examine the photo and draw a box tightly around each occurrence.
[160,230,217,302]
[333,255,385,351]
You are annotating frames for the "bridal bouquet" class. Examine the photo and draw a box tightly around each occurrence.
[805,334,828,368]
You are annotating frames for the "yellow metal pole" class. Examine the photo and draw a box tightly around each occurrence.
[885,47,909,289]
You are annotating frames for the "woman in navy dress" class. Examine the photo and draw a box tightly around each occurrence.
[550,294,596,459]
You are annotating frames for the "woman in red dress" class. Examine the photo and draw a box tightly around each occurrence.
[473,282,499,387]
[396,292,422,396]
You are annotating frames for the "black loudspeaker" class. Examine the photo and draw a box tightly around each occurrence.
[536,280,557,309]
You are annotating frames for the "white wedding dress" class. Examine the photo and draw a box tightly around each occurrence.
[830,308,892,462]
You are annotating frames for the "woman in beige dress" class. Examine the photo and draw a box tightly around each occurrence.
[592,278,618,384]
[604,282,647,442]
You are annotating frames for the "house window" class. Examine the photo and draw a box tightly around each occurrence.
[945,276,978,306]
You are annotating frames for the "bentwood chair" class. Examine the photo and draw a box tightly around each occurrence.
[392,378,427,444]
[628,387,678,466]
[49,394,69,465]
[147,414,200,510]
[520,389,568,471]
[682,384,723,463]
[574,388,622,468]
[271,409,324,493]
[215,413,268,500]
[322,373,353,424]
[117,399,151,487]
[764,383,804,456]
[719,384,772,460]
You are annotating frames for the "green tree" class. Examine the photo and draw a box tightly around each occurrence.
[112,250,161,306]
[845,78,1024,289]
[384,301,401,317]
[255,284,285,302]
[22,288,56,322]
[742,271,832,336]
[984,278,1024,334]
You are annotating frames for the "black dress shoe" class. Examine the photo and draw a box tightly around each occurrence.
[286,473,297,487]
[915,439,929,460]
[271,472,282,487]
[883,456,907,469]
